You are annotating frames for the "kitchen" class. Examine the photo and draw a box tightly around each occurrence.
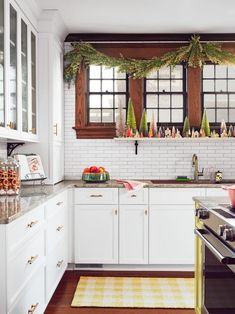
[1,0,235,313]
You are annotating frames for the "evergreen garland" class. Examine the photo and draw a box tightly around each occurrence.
[64,35,235,84]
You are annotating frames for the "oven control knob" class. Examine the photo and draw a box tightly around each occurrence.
[218,224,228,236]
[223,228,235,241]
[197,209,209,219]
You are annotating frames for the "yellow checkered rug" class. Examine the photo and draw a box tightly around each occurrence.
[71,276,194,308]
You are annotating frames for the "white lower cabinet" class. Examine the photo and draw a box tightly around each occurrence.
[119,205,148,264]
[75,205,118,264]
[149,205,195,265]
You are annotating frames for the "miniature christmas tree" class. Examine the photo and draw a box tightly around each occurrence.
[126,98,137,133]
[220,119,227,135]
[139,109,148,137]
[201,110,210,137]
[148,127,153,138]
[116,102,126,137]
[228,125,233,137]
[150,111,157,137]
[183,116,190,137]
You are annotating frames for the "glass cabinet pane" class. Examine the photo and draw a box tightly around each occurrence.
[21,20,28,132]
[9,5,17,130]
[31,32,36,134]
[0,0,5,127]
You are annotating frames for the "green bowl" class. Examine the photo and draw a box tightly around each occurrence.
[82,172,110,183]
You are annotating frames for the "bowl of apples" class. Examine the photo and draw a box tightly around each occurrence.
[82,166,110,183]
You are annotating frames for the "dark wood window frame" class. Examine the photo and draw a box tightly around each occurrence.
[71,34,235,139]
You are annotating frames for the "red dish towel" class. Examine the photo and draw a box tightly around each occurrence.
[117,180,146,191]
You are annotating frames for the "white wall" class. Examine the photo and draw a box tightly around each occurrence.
[64,83,235,180]
[0,143,7,160]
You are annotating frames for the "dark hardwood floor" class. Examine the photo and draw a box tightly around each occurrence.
[45,271,195,314]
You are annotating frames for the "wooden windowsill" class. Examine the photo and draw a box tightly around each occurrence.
[73,125,116,139]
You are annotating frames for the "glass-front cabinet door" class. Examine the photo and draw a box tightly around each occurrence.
[0,0,38,140]
[0,0,5,128]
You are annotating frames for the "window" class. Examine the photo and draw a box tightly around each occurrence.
[144,65,187,124]
[88,65,128,123]
[202,64,235,123]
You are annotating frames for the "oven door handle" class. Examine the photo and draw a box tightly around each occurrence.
[195,229,235,264]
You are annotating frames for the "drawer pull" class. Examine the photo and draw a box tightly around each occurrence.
[28,302,39,314]
[57,259,64,268]
[56,225,63,232]
[56,201,63,206]
[27,220,38,228]
[145,209,148,215]
[27,255,38,265]
[115,209,118,215]
[90,194,103,198]
[131,194,137,198]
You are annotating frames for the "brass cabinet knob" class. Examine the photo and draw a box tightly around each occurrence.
[56,201,63,206]
[27,254,38,265]
[57,260,64,268]
[28,303,39,314]
[27,220,38,228]
[56,225,63,232]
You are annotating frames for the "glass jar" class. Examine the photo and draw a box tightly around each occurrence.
[7,157,20,195]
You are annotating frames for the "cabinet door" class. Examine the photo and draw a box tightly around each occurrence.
[0,0,5,128]
[206,188,228,197]
[119,205,148,264]
[75,205,118,264]
[149,205,195,265]
[52,141,64,184]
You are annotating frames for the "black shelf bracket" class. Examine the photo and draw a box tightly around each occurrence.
[134,140,139,155]
[7,142,25,157]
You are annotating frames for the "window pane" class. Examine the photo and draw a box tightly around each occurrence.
[171,65,183,79]
[217,94,228,108]
[115,95,126,108]
[228,80,235,92]
[90,109,101,122]
[229,109,235,122]
[115,108,126,121]
[216,65,227,78]
[172,109,183,123]
[229,95,235,107]
[217,109,228,122]
[159,109,170,122]
[90,65,101,78]
[102,67,113,79]
[159,95,170,108]
[215,80,227,92]
[89,95,101,108]
[147,71,158,79]
[103,95,113,108]
[146,109,157,123]
[114,80,126,92]
[228,66,235,78]
[159,67,170,79]
[204,94,215,108]
[102,109,113,122]
[90,80,101,92]
[171,80,183,92]
[172,95,183,108]
[203,80,214,92]
[146,95,158,108]
[146,80,158,92]
[159,80,170,92]
[102,80,113,93]
[203,65,214,78]
[206,109,215,122]
[114,68,126,79]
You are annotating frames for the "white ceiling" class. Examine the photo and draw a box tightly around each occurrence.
[35,0,235,34]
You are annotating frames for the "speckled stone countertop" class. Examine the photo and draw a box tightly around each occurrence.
[0,179,233,224]
[192,196,230,208]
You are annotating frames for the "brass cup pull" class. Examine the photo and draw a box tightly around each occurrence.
[53,123,58,136]
[90,194,103,198]
[131,194,137,198]
[145,209,148,215]
[27,220,38,228]
[56,201,63,206]
[27,254,38,265]
[28,302,39,314]
[56,225,63,232]
[57,260,63,268]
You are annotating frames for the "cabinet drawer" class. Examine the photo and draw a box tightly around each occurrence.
[9,266,45,314]
[46,238,67,302]
[46,208,67,252]
[8,229,45,306]
[119,188,148,204]
[7,205,44,253]
[74,188,118,204]
[45,191,67,219]
[149,188,205,205]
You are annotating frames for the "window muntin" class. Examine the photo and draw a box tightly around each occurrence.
[202,64,235,123]
[88,65,128,123]
[144,65,186,124]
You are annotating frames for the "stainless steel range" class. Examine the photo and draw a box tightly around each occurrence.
[195,201,235,314]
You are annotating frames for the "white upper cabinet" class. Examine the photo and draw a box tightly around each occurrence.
[0,0,38,141]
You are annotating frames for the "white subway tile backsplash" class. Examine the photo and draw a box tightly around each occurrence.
[64,76,235,180]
